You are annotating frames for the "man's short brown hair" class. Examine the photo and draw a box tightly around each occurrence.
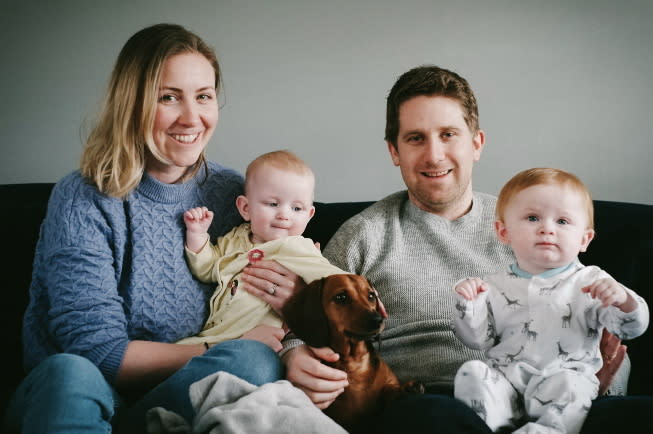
[385,65,479,148]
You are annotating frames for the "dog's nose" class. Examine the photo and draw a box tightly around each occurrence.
[367,312,384,329]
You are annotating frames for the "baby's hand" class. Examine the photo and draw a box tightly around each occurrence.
[455,277,488,301]
[582,278,628,308]
[183,206,214,234]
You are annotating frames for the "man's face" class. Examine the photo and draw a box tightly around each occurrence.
[387,95,484,219]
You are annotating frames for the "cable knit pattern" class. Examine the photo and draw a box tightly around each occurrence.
[323,191,516,389]
[23,162,244,383]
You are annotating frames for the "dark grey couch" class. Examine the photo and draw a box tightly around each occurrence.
[1,183,652,416]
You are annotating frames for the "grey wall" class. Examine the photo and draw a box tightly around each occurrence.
[2,0,652,204]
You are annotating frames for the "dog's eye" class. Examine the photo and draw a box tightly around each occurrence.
[334,292,349,304]
[368,291,377,301]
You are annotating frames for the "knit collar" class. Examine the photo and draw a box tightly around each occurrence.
[403,191,485,228]
[135,170,203,204]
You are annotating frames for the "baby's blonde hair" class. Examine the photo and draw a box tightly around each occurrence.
[496,168,594,229]
[244,150,315,195]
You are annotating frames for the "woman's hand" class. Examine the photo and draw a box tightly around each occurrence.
[240,325,286,352]
[283,345,349,409]
[596,328,627,395]
[240,259,306,314]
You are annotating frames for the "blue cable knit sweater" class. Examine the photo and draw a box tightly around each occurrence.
[22,162,244,383]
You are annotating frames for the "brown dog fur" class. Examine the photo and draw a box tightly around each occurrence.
[282,274,424,433]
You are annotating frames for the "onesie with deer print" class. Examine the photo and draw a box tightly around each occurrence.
[452,260,648,434]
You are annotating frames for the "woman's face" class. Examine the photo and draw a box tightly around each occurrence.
[147,51,218,183]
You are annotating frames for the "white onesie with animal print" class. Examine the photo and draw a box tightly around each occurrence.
[452,259,649,434]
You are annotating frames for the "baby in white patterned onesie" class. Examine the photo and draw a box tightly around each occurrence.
[451,168,648,434]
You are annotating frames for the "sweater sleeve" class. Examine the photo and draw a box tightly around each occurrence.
[38,178,129,382]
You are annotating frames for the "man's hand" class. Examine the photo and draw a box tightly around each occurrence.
[596,328,627,395]
[283,345,349,409]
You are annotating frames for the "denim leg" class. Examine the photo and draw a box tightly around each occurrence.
[3,353,114,434]
[375,393,493,434]
[580,395,653,433]
[115,339,283,433]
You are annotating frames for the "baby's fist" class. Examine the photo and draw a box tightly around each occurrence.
[455,277,488,301]
[183,207,214,231]
[582,278,627,308]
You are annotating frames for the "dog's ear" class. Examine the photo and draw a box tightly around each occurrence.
[282,278,330,347]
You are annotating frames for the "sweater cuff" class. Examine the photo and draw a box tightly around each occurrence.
[279,333,305,359]
[90,338,129,384]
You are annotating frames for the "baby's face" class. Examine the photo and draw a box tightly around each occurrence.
[241,166,315,244]
[495,184,594,275]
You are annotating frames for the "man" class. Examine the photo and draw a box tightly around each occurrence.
[283,65,644,433]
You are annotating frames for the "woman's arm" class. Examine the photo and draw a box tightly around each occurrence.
[35,178,132,381]
[115,341,206,390]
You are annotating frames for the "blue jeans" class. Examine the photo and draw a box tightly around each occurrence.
[4,340,283,433]
[375,392,653,433]
[4,353,115,434]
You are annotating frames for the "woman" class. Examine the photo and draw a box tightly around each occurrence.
[4,23,296,433]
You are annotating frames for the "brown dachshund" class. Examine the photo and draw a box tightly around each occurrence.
[282,274,424,433]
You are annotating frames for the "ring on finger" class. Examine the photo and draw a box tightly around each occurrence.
[268,283,279,295]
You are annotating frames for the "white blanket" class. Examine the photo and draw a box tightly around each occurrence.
[146,371,347,434]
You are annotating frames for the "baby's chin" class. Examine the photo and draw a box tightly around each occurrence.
[533,260,574,273]
[521,256,573,274]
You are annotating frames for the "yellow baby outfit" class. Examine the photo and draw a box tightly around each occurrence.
[177,223,345,345]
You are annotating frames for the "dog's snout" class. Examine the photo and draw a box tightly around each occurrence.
[367,311,384,329]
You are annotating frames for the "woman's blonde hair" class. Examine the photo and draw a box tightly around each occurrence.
[80,23,221,198]
[496,168,594,229]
